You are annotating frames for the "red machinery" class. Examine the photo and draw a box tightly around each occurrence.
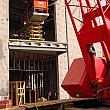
[33,0,48,13]
[62,0,110,103]
[21,0,49,25]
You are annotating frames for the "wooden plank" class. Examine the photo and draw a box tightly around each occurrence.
[10,98,96,110]
[9,81,25,106]
[29,89,31,103]
[26,98,94,108]
[16,82,18,106]
[11,83,13,103]
[35,89,39,102]
[24,82,25,104]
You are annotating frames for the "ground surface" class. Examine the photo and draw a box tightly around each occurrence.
[65,107,110,110]
[9,99,110,110]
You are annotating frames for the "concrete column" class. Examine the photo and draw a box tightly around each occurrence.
[0,0,9,100]
[56,0,69,99]
[56,0,82,99]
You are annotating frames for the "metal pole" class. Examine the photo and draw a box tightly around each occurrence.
[65,2,70,69]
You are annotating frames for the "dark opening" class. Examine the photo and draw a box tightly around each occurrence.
[9,0,58,106]
[9,50,58,105]
[9,0,56,41]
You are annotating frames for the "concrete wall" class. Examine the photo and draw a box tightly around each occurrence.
[0,0,9,100]
[56,0,82,99]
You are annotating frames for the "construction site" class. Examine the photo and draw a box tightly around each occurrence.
[0,0,110,109]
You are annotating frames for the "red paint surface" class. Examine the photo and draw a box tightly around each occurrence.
[62,0,110,102]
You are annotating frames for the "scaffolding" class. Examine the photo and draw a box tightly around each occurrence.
[9,50,58,105]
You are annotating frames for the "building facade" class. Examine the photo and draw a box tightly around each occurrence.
[0,0,103,105]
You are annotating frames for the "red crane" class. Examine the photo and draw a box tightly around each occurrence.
[62,0,110,103]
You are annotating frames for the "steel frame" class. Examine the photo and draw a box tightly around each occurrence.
[9,50,58,102]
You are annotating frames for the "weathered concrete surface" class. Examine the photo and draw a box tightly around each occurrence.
[56,0,82,99]
[56,0,69,99]
[0,0,9,100]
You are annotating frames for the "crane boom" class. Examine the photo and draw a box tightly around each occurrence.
[62,0,110,103]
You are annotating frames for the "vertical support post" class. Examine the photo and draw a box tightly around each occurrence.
[24,82,25,104]
[33,53,35,70]
[11,83,13,104]
[16,81,18,105]
[29,88,31,103]
[14,51,15,70]
[20,81,21,104]
[19,52,20,70]
[28,52,30,70]
[24,53,26,70]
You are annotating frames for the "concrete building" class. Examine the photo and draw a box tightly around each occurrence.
[0,0,103,107]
